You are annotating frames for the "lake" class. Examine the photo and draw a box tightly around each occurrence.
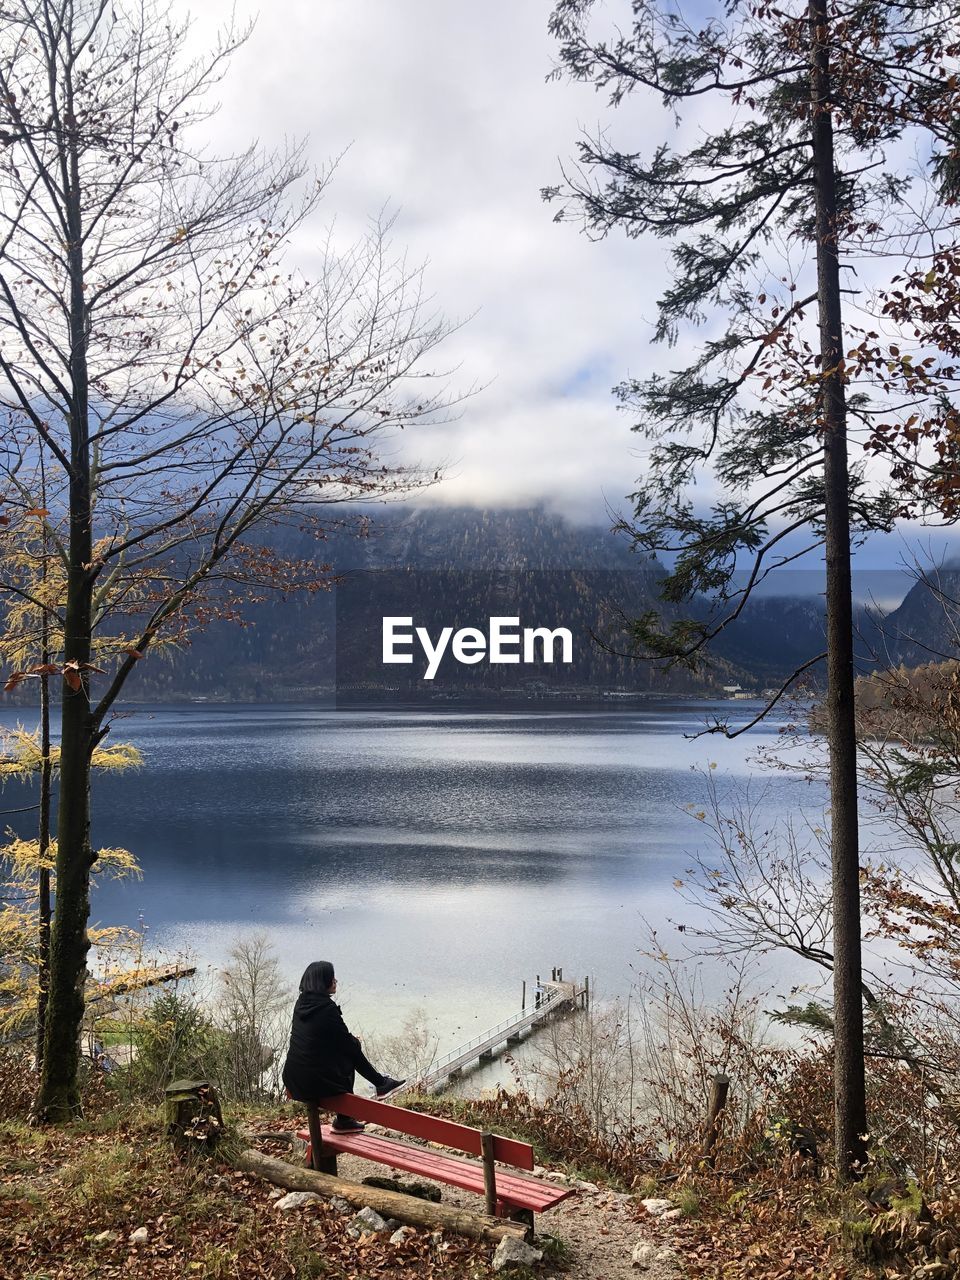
[1,701,828,1060]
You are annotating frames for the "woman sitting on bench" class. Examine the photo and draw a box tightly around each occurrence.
[282,960,404,1133]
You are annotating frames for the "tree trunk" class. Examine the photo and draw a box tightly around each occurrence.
[164,1079,225,1151]
[36,103,95,1121]
[701,1073,730,1168]
[808,0,868,1180]
[35,667,52,1072]
[36,558,93,1119]
[35,452,52,1074]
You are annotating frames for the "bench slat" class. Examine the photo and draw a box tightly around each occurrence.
[315,1094,534,1171]
[300,1126,572,1213]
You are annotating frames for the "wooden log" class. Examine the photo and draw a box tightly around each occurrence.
[234,1148,529,1243]
[238,1128,310,1163]
[701,1073,730,1166]
[480,1132,497,1216]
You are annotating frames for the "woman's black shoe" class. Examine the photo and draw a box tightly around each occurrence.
[330,1116,366,1133]
[376,1077,406,1097]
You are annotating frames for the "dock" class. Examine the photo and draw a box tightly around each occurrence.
[413,968,589,1092]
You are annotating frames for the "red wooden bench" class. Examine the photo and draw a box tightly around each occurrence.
[298,1093,573,1230]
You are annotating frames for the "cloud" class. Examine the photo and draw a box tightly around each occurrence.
[180,0,671,520]
[171,0,960,576]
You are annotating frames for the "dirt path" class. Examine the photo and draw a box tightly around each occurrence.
[333,1151,684,1280]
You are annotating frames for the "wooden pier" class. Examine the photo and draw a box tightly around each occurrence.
[412,968,589,1092]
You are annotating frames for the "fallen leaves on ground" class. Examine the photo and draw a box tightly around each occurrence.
[0,1115,491,1279]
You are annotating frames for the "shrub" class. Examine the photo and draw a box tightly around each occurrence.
[121,990,228,1098]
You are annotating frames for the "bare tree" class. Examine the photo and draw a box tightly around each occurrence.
[216,934,290,1101]
[673,759,960,1106]
[0,0,454,1119]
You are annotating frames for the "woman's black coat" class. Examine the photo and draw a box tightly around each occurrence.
[281,992,361,1100]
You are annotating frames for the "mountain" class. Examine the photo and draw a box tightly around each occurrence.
[10,506,952,705]
[858,568,960,669]
[101,506,740,703]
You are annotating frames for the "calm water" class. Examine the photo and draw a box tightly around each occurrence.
[1,702,827,1054]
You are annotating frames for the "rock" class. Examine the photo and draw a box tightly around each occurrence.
[544,1170,571,1183]
[363,1175,406,1193]
[491,1236,544,1272]
[598,1192,632,1214]
[632,1242,658,1267]
[275,1191,322,1211]
[640,1197,675,1217]
[632,1241,680,1271]
[661,1208,682,1221]
[352,1205,388,1233]
[128,1227,149,1246]
[577,1179,600,1192]
[389,1226,411,1245]
[330,1195,353,1213]
[407,1180,442,1202]
[92,1230,118,1247]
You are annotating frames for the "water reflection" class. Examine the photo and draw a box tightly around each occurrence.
[0,702,825,1045]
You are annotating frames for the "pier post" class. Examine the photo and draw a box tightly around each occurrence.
[701,1073,730,1167]
[584,974,590,1009]
[521,980,526,1011]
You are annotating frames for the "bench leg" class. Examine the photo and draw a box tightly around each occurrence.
[509,1207,534,1235]
[305,1103,338,1175]
[312,1147,338,1175]
[499,1203,537,1244]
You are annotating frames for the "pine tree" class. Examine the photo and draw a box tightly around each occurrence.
[547,0,960,1178]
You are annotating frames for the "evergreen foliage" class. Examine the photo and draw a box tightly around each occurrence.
[546,0,960,1180]
[546,0,959,668]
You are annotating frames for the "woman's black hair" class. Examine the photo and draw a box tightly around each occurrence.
[299,960,335,994]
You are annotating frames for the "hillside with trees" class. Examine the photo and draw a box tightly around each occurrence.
[6,502,955,704]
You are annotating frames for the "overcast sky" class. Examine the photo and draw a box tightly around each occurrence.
[179,0,958,586]
[181,1,677,522]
